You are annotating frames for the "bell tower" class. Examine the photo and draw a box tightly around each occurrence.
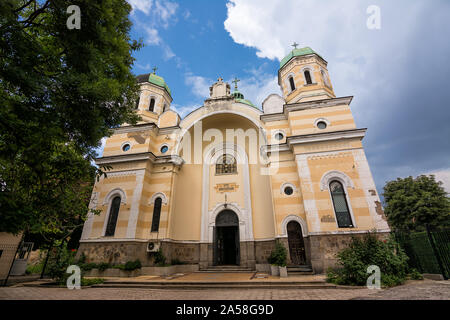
[136,67,173,123]
[278,45,335,104]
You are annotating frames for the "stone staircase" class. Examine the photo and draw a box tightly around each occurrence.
[198,265,254,273]
[287,265,314,276]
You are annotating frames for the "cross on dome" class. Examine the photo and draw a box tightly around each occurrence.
[152,66,158,74]
[232,77,240,90]
[291,42,299,49]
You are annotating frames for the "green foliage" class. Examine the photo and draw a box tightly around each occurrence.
[97,262,111,271]
[408,268,424,280]
[154,248,167,266]
[267,241,287,267]
[326,233,410,287]
[46,243,77,283]
[81,278,105,286]
[123,259,141,271]
[383,175,450,232]
[0,0,142,236]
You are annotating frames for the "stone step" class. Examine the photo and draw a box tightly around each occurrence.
[93,281,335,290]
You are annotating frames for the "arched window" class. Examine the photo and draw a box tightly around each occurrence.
[105,196,121,236]
[321,70,329,87]
[288,76,296,91]
[329,181,353,228]
[304,70,312,85]
[149,98,155,112]
[163,103,167,113]
[151,197,162,232]
[216,154,237,175]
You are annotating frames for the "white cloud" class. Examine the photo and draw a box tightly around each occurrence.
[427,169,450,193]
[129,1,178,60]
[184,73,213,99]
[128,0,153,15]
[171,103,199,118]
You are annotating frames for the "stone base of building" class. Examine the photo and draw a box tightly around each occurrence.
[308,231,390,273]
[77,232,389,273]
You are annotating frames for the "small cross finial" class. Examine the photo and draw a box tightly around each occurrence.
[232,77,240,90]
[291,42,299,49]
[152,66,158,74]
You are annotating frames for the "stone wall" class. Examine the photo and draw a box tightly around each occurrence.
[309,232,390,273]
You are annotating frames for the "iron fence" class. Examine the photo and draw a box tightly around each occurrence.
[394,227,450,280]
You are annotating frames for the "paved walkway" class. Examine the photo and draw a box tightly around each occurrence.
[0,279,448,300]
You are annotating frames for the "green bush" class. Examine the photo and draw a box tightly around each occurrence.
[97,262,111,271]
[124,259,141,271]
[326,233,409,287]
[408,268,424,280]
[46,243,77,284]
[268,241,287,267]
[81,278,105,286]
[154,248,167,266]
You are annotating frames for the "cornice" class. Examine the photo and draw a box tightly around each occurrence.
[113,123,180,136]
[95,152,184,166]
[260,96,353,123]
[262,128,367,154]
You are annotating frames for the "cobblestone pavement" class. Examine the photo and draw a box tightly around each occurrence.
[0,280,448,300]
[355,280,450,300]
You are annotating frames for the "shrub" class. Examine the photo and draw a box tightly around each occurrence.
[123,259,141,271]
[46,243,77,284]
[268,241,287,267]
[97,262,111,271]
[327,232,409,287]
[154,248,167,266]
[408,268,424,280]
[81,278,105,286]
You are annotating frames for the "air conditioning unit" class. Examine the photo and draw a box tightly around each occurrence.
[146,241,160,253]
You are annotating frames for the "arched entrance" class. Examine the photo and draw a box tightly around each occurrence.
[214,210,240,265]
[287,221,306,265]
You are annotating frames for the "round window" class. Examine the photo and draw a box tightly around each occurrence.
[122,144,131,152]
[160,145,169,153]
[317,121,327,129]
[275,132,284,141]
[284,186,294,196]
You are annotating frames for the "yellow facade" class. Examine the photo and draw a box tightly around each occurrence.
[79,49,389,273]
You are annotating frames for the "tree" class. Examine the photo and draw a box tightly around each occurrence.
[383,175,450,232]
[0,0,142,234]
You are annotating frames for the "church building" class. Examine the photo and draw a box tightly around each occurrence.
[78,47,390,273]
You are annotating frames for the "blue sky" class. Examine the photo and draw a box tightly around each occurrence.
[119,0,450,195]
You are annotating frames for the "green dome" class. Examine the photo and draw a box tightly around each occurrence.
[279,47,323,69]
[136,73,171,96]
[235,98,257,108]
[232,90,244,99]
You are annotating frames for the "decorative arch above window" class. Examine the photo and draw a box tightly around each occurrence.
[301,66,316,85]
[103,188,127,205]
[320,170,355,191]
[216,154,237,175]
[149,192,168,206]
